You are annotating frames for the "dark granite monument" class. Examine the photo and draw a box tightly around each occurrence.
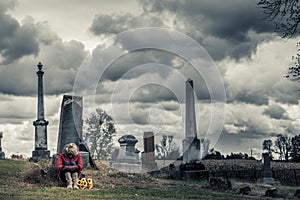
[112,135,142,173]
[0,132,5,160]
[142,131,157,172]
[56,95,83,154]
[54,95,97,169]
[262,153,275,184]
[31,62,50,161]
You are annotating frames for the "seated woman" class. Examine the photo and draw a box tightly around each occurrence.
[56,143,83,189]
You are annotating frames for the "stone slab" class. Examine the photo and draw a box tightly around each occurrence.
[112,162,142,173]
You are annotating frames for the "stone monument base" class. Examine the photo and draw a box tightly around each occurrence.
[112,162,142,173]
[0,151,5,160]
[79,151,90,167]
[116,156,140,164]
[263,177,276,185]
[30,149,50,162]
[142,162,158,172]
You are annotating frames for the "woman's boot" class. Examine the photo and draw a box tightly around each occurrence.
[65,172,73,189]
[72,172,79,190]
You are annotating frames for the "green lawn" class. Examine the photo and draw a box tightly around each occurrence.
[0,159,265,200]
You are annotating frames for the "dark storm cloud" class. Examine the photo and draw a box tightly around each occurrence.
[139,0,276,61]
[130,84,178,103]
[90,0,275,61]
[100,50,174,81]
[230,90,269,105]
[263,104,289,120]
[0,24,88,96]
[0,0,39,63]
[90,13,165,35]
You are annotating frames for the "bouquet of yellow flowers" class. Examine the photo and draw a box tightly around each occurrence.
[76,178,93,189]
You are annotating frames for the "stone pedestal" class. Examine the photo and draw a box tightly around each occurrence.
[112,135,142,173]
[112,163,142,173]
[182,137,200,163]
[32,149,50,160]
[32,119,50,160]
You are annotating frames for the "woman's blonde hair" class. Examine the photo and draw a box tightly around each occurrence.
[64,143,79,156]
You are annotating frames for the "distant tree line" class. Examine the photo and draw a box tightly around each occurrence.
[263,134,300,161]
[10,154,24,159]
[202,149,256,160]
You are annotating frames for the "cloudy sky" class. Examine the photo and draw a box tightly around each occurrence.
[1,0,300,159]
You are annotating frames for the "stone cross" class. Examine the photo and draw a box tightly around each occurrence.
[142,131,157,171]
[182,79,200,164]
[31,62,50,161]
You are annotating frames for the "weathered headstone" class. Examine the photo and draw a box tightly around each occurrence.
[0,132,5,160]
[262,153,275,184]
[109,147,119,167]
[182,79,200,163]
[142,131,157,172]
[112,135,142,173]
[31,62,50,161]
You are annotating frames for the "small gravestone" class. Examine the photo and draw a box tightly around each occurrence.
[265,188,279,198]
[112,135,142,173]
[142,132,157,172]
[294,189,300,198]
[110,148,119,165]
[0,132,5,160]
[262,153,275,184]
[239,186,251,195]
[209,177,232,191]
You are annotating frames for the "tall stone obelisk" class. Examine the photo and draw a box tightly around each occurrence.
[31,62,50,161]
[182,79,200,164]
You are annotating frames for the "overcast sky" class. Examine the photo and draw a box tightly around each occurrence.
[1,0,300,159]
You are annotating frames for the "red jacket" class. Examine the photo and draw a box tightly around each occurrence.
[56,153,83,181]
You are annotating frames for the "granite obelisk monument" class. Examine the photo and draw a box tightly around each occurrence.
[182,79,200,163]
[31,62,50,161]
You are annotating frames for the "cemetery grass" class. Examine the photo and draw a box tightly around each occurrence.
[0,160,258,200]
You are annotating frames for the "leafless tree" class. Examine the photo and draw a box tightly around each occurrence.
[263,139,274,160]
[258,0,300,38]
[258,1,300,81]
